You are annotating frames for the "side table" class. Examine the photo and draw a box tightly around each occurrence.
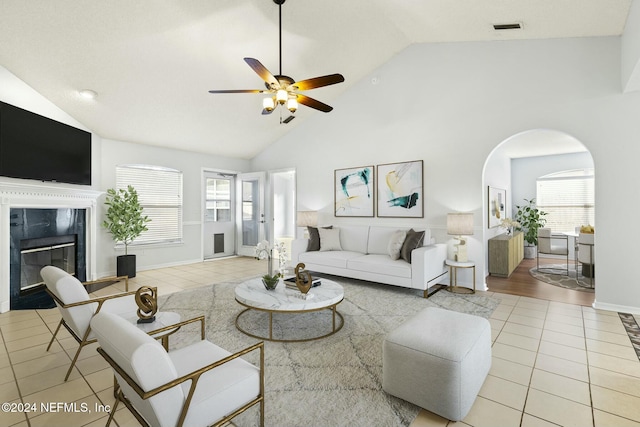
[445,259,476,294]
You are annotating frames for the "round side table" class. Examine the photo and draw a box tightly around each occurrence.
[445,259,476,294]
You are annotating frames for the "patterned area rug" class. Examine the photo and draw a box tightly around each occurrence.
[157,275,500,427]
[529,264,594,292]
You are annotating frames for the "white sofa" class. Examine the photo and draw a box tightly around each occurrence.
[291,225,448,297]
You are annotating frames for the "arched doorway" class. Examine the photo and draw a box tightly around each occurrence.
[482,129,595,293]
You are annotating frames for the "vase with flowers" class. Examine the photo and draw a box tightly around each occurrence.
[255,240,286,290]
[500,218,520,236]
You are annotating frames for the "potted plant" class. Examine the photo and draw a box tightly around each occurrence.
[514,198,547,259]
[102,185,151,278]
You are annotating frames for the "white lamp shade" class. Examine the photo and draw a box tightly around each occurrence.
[276,89,288,104]
[297,211,318,227]
[447,213,474,236]
[263,97,275,111]
[287,98,298,112]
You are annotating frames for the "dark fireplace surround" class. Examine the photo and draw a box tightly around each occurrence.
[10,208,87,309]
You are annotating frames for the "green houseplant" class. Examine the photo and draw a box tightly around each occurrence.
[102,185,151,278]
[514,198,547,259]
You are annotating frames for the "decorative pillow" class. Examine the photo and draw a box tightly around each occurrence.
[307,226,333,251]
[388,230,407,260]
[400,229,425,263]
[319,227,342,251]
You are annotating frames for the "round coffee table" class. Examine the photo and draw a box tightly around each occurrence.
[234,277,344,342]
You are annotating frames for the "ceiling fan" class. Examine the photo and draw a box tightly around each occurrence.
[208,0,345,119]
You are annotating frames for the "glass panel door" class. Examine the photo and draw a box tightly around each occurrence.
[203,172,235,259]
[236,172,265,256]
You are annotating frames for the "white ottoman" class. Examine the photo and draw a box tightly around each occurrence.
[382,307,491,421]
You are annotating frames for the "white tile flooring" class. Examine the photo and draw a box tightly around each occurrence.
[413,293,640,427]
[1,257,639,426]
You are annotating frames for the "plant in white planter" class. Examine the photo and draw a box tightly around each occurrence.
[102,185,151,278]
[514,198,547,259]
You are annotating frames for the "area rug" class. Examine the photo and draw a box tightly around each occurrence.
[529,264,594,291]
[157,275,499,427]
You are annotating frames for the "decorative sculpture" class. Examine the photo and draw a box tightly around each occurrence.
[135,286,158,324]
[294,263,313,297]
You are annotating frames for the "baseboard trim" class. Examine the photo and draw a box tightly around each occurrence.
[592,300,640,315]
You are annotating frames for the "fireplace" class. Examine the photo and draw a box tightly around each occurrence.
[10,208,87,310]
[20,234,77,292]
[0,181,101,313]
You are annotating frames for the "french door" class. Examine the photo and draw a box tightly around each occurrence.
[236,172,266,256]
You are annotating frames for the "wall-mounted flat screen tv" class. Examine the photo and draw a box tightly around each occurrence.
[0,101,92,185]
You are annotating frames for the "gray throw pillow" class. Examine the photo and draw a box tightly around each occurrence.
[400,229,425,263]
[307,226,333,251]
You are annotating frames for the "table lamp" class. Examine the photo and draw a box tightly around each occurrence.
[447,213,474,262]
[297,211,318,238]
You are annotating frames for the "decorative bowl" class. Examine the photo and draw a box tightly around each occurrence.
[261,276,279,290]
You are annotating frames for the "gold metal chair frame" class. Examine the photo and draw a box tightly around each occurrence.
[235,298,344,343]
[97,315,265,427]
[537,233,570,276]
[45,275,132,381]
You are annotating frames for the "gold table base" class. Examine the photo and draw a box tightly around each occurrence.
[235,299,344,343]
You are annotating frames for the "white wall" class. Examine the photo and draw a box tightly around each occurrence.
[251,37,640,314]
[511,152,595,211]
[98,139,251,276]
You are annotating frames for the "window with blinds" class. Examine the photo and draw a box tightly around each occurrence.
[536,169,594,232]
[116,165,183,245]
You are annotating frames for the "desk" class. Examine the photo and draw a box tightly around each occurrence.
[446,259,476,294]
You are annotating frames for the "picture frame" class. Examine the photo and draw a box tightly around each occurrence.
[488,186,506,228]
[376,160,423,218]
[334,165,375,217]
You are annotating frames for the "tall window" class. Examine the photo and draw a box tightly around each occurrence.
[116,165,183,245]
[536,169,594,232]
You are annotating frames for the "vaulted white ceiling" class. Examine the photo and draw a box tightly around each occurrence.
[0,0,632,159]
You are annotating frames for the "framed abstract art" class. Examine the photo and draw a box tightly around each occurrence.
[487,186,506,228]
[376,160,423,218]
[334,165,374,217]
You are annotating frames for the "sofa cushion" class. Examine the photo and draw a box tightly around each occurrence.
[368,227,403,255]
[347,254,412,279]
[319,227,342,251]
[338,225,370,253]
[307,225,332,251]
[388,230,407,260]
[299,251,363,269]
[400,229,425,263]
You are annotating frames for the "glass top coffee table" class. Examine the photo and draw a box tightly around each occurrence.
[234,277,344,342]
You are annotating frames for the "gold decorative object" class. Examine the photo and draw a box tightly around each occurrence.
[135,286,158,324]
[294,263,313,296]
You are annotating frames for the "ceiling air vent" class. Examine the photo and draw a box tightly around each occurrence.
[493,23,522,31]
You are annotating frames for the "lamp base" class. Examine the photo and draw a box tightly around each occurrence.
[454,236,468,262]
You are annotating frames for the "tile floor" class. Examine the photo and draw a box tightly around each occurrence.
[1,257,639,426]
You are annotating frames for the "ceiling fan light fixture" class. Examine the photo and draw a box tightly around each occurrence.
[287,98,298,112]
[263,97,275,111]
[276,89,288,105]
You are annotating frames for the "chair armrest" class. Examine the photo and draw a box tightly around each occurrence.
[45,288,138,310]
[97,340,265,402]
[83,275,130,291]
[144,315,206,341]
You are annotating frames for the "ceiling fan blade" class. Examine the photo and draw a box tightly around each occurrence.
[289,74,345,91]
[296,94,333,112]
[262,108,274,115]
[208,89,266,94]
[244,58,279,88]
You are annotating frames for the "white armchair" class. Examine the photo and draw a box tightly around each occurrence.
[91,311,264,427]
[577,232,595,287]
[537,228,569,275]
[40,265,138,381]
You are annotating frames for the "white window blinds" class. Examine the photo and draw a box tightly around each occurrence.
[116,165,183,245]
[536,169,594,232]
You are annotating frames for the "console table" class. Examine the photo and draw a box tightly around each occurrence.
[488,231,524,278]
